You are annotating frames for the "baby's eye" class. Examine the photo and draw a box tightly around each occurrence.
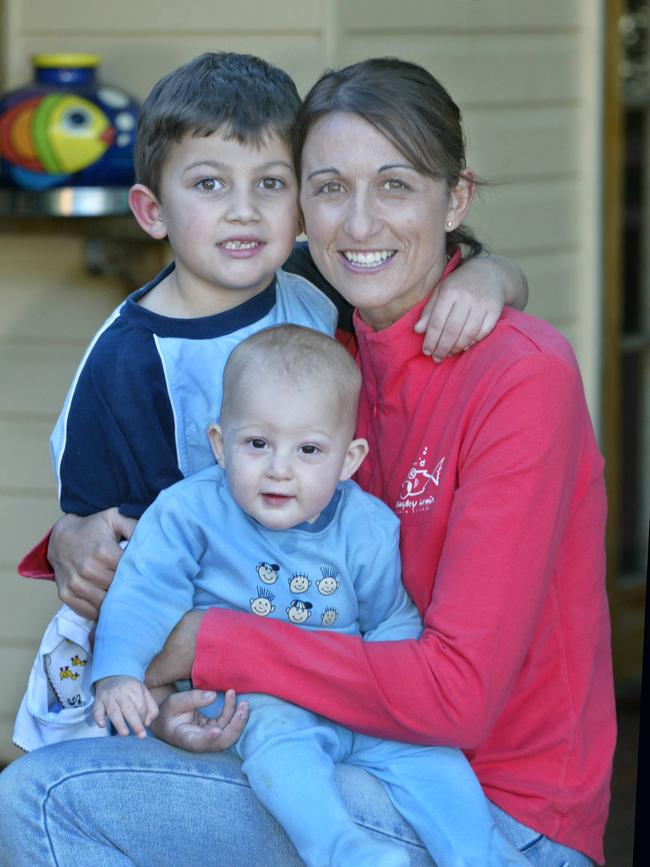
[196,178,223,193]
[259,176,284,192]
[300,444,321,455]
[248,438,268,450]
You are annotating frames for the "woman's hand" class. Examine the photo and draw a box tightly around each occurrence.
[145,609,206,687]
[149,688,249,752]
[48,509,137,620]
[415,254,529,361]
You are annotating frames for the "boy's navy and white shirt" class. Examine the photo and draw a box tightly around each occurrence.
[50,261,338,519]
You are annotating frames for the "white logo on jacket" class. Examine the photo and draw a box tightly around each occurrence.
[396,449,444,513]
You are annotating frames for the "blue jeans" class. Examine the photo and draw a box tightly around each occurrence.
[0,736,593,866]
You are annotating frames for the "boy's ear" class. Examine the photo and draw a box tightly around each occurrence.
[445,171,475,234]
[339,438,369,482]
[128,184,168,240]
[207,423,226,467]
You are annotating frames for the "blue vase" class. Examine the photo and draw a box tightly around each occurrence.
[0,53,140,190]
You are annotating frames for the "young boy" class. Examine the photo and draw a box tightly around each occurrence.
[91,324,528,867]
[14,51,525,747]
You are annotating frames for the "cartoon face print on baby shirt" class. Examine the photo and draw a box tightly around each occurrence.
[320,607,338,627]
[286,599,313,624]
[250,587,276,616]
[315,566,340,596]
[288,572,311,593]
[256,562,280,585]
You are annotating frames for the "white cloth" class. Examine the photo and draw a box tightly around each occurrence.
[13,605,107,751]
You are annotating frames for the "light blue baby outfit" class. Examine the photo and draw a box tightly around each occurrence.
[93,466,529,867]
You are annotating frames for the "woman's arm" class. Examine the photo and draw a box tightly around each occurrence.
[186,352,604,747]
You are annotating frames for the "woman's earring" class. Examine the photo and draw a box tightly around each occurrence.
[445,220,453,230]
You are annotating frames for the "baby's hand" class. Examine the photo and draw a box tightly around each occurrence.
[93,675,159,738]
[415,255,527,361]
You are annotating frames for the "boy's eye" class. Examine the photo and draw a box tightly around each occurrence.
[196,178,223,192]
[259,177,284,191]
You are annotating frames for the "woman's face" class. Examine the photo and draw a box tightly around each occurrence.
[299,111,471,330]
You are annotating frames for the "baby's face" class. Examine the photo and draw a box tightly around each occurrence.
[212,373,356,530]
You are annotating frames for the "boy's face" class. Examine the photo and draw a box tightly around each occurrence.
[153,129,300,308]
[209,372,367,530]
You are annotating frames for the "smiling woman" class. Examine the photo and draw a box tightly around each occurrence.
[299,111,473,330]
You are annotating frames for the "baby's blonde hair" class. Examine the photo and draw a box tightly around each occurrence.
[221,325,361,436]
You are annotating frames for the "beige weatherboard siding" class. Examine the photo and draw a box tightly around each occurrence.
[0,0,604,761]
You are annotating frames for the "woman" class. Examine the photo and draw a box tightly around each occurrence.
[0,59,614,866]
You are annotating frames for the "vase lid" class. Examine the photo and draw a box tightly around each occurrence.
[32,53,101,69]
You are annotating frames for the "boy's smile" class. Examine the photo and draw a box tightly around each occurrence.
[134,129,300,318]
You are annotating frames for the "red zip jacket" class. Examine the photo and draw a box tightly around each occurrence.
[195,295,615,863]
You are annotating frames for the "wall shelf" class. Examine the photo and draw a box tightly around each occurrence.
[0,186,131,218]
[0,186,166,288]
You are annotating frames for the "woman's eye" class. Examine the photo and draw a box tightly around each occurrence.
[196,178,223,192]
[317,181,344,195]
[382,178,409,192]
[259,177,284,191]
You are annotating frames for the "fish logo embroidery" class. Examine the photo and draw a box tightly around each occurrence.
[396,449,444,513]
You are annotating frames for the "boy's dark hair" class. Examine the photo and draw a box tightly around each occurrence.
[135,52,301,196]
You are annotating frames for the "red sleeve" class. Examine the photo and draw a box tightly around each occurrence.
[193,354,605,746]
[17,531,55,580]
[335,327,358,356]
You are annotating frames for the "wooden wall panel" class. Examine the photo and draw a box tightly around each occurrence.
[339,1,582,32]
[0,496,60,570]
[514,253,578,325]
[0,237,125,342]
[469,180,581,254]
[0,571,59,642]
[10,36,328,99]
[464,107,579,181]
[0,343,91,416]
[0,419,54,492]
[339,35,581,106]
[17,0,323,34]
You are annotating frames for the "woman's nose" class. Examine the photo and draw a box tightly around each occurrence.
[344,190,378,241]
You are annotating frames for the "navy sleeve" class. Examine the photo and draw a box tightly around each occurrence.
[284,242,353,333]
[55,324,182,518]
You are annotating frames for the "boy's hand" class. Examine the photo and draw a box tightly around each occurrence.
[150,688,249,753]
[93,675,158,738]
[415,254,528,361]
[49,509,137,621]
